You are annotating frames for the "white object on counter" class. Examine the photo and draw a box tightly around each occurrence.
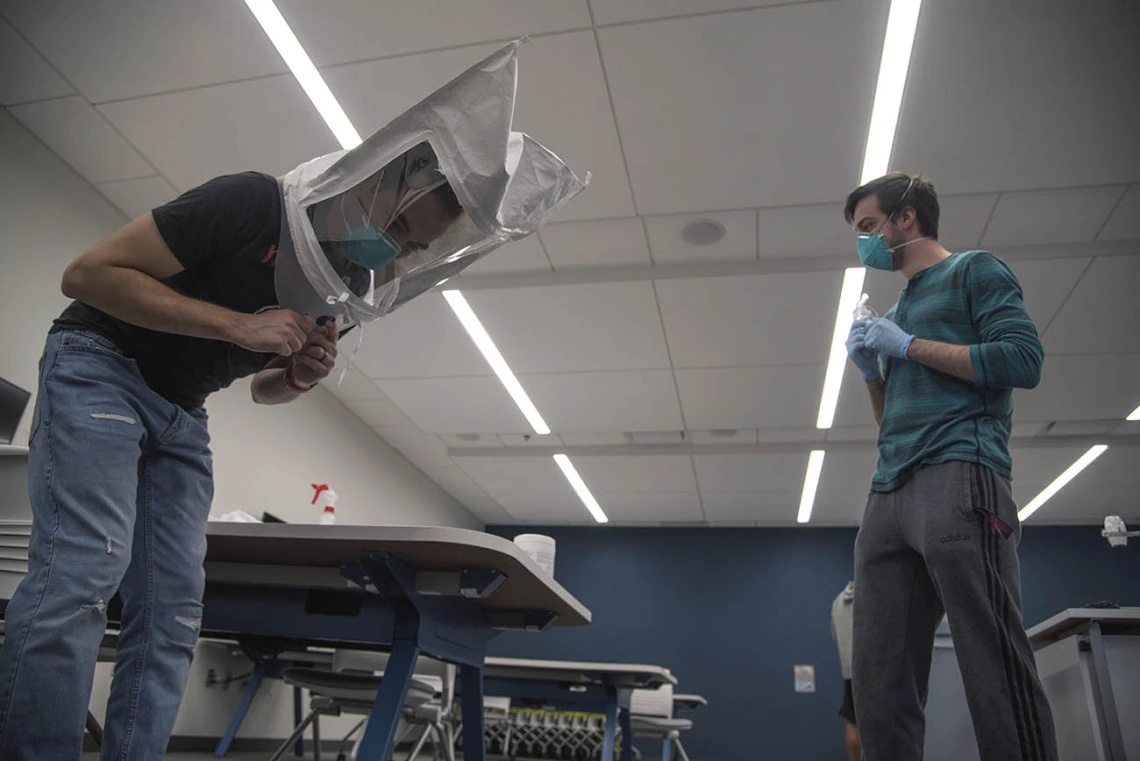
[513,533,555,575]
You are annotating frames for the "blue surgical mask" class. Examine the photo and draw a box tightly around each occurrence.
[857,232,894,271]
[340,221,401,270]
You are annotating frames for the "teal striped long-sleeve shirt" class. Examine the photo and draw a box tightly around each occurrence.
[873,250,1044,492]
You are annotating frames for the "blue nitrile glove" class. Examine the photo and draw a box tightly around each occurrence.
[863,317,915,359]
[846,320,881,379]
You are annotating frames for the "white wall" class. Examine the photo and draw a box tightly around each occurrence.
[0,111,481,741]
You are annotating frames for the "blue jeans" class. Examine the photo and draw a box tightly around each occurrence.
[0,330,214,760]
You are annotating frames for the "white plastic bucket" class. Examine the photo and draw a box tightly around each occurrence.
[513,533,556,575]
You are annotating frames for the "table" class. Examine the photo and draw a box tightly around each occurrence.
[2,521,591,761]
[1027,608,1140,761]
[480,656,676,761]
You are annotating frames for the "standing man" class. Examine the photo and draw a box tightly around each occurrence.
[842,172,1057,760]
[830,580,860,761]
[0,161,463,759]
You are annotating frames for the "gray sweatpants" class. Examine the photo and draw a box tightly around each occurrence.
[852,460,1057,761]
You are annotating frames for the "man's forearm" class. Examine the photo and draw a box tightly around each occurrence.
[251,366,305,405]
[63,263,238,341]
[866,378,885,425]
[906,338,974,382]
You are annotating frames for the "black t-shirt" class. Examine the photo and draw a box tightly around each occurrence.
[53,172,284,410]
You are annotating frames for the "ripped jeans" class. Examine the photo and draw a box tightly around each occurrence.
[0,330,213,760]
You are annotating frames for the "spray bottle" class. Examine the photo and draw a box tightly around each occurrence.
[853,294,878,358]
[311,483,338,525]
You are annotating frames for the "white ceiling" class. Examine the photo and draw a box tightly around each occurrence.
[3,0,1138,527]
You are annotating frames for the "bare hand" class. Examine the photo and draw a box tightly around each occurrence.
[290,318,339,386]
[230,310,312,356]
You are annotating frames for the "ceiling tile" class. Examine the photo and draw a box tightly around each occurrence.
[278,1,590,67]
[811,448,878,525]
[487,490,588,523]
[0,18,74,105]
[345,398,413,429]
[323,31,633,221]
[454,457,567,493]
[377,376,532,434]
[591,0,816,26]
[757,204,848,258]
[1015,354,1140,423]
[676,366,824,429]
[656,272,841,367]
[1041,256,1140,355]
[937,194,1000,251]
[892,0,1140,194]
[598,0,888,213]
[463,236,551,275]
[695,452,806,493]
[824,426,880,444]
[1009,445,1103,516]
[325,368,388,403]
[95,176,177,220]
[98,75,338,192]
[353,294,492,379]
[1097,186,1140,242]
[596,492,703,523]
[646,211,757,264]
[2,0,286,102]
[756,427,825,444]
[1006,257,1091,332]
[11,96,153,183]
[465,283,670,373]
[540,218,651,269]
[981,186,1126,247]
[375,425,451,470]
[700,490,800,523]
[571,455,697,493]
[522,370,683,432]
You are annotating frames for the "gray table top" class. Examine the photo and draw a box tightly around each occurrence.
[482,656,676,687]
[1026,607,1140,644]
[205,522,591,627]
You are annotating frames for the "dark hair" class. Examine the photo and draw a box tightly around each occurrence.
[843,172,939,239]
[430,181,464,221]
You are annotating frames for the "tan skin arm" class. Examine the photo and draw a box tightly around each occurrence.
[61,213,312,355]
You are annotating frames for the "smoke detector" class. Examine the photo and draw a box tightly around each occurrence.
[681,218,726,246]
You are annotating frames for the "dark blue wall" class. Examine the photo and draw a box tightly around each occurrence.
[485,525,1140,761]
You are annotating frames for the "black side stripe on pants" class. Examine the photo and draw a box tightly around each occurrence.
[979,468,1043,761]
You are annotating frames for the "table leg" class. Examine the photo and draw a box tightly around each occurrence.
[601,691,618,761]
[619,705,633,761]
[293,685,303,757]
[460,663,487,761]
[214,660,267,757]
[1087,621,1127,761]
[354,638,421,760]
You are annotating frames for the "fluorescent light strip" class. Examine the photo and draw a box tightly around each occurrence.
[797,450,826,524]
[1127,403,1140,421]
[860,0,924,183]
[1018,445,1108,522]
[554,454,609,524]
[441,290,550,435]
[817,268,868,429]
[243,0,362,150]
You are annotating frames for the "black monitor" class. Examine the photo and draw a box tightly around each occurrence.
[0,378,31,446]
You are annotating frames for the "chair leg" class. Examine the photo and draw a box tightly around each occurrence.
[269,711,320,761]
[405,724,433,761]
[674,737,692,761]
[85,710,104,748]
[312,714,321,761]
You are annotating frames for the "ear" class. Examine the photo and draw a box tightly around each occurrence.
[896,205,918,232]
